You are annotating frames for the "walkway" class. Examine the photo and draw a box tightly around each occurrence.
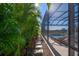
[33,35,43,56]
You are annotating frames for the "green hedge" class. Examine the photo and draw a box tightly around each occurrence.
[0,3,40,56]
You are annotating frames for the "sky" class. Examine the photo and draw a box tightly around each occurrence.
[39,3,68,30]
[39,3,48,19]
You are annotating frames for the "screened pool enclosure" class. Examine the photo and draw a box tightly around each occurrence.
[41,3,79,56]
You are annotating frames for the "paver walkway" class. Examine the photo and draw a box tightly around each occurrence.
[33,36,43,56]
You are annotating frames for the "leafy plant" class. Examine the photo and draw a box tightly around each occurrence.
[0,3,40,56]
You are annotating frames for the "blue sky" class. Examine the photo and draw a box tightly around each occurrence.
[39,3,78,30]
[39,3,48,19]
[39,3,68,30]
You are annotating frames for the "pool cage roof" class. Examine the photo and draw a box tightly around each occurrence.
[42,3,78,27]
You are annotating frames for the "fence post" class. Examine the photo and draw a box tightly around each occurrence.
[78,3,79,56]
[68,3,75,56]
